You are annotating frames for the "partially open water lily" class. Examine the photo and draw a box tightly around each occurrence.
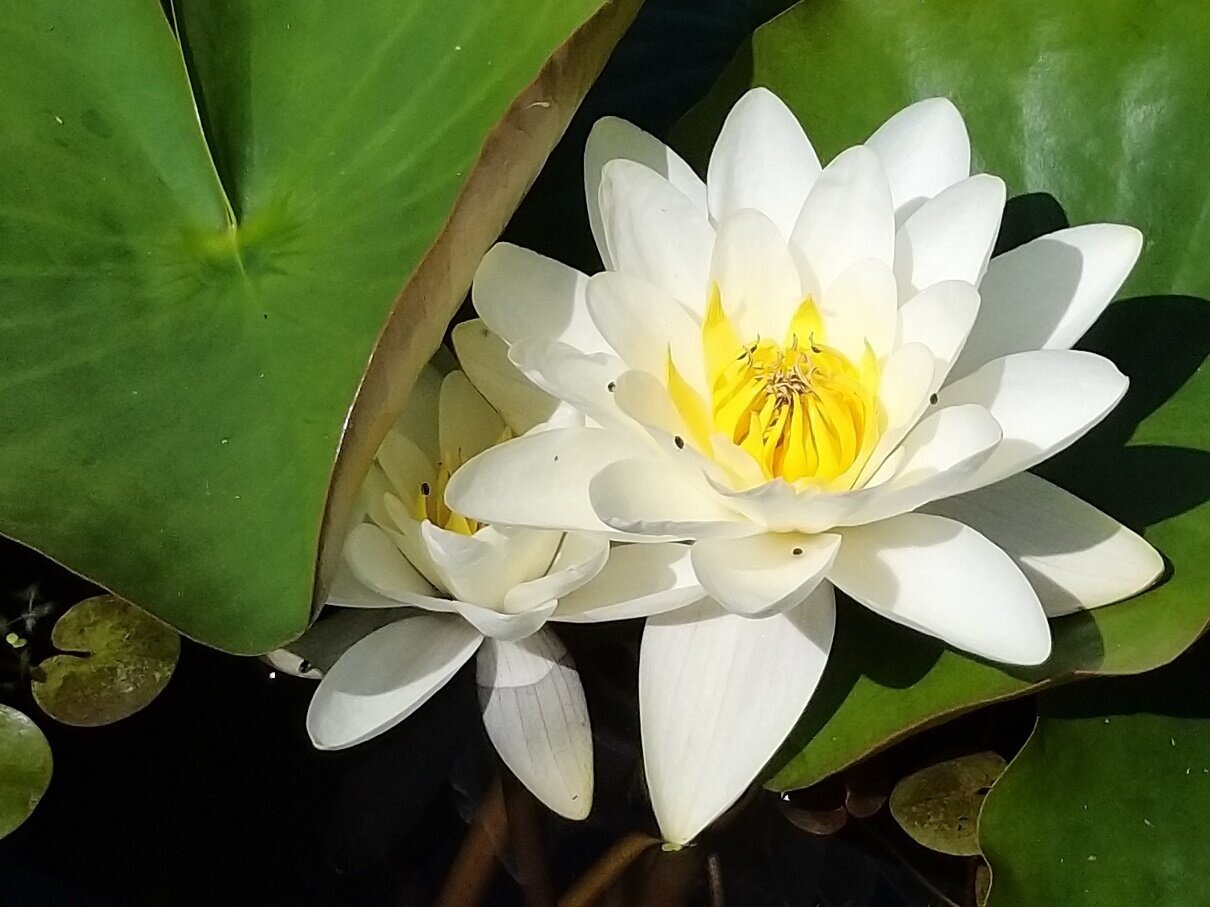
[306,356,701,820]
[446,89,1165,843]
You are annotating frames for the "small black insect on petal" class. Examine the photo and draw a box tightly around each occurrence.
[674,435,685,449]
[420,482,431,495]
[929,393,939,405]
[791,547,804,556]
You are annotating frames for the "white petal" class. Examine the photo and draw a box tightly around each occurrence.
[831,513,1051,664]
[589,457,754,539]
[393,364,445,464]
[553,542,703,622]
[819,258,898,363]
[421,522,562,608]
[585,271,706,386]
[896,281,981,393]
[854,342,936,487]
[473,243,607,353]
[599,159,716,311]
[325,553,409,609]
[376,430,434,501]
[865,98,971,217]
[951,225,1144,381]
[640,588,836,845]
[344,523,439,602]
[705,477,862,535]
[924,472,1164,617]
[711,208,804,342]
[509,340,628,431]
[893,174,1006,299]
[307,614,482,749]
[451,320,562,435]
[791,145,894,296]
[440,371,506,469]
[707,87,822,238]
[503,532,610,613]
[691,532,840,617]
[478,629,594,819]
[841,403,1002,525]
[936,350,1128,493]
[446,427,649,533]
[451,599,558,642]
[586,116,708,270]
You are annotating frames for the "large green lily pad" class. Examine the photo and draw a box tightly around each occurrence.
[0,704,52,838]
[676,0,1210,791]
[980,644,1210,905]
[0,0,639,653]
[32,594,180,727]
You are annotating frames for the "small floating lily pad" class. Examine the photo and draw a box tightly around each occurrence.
[32,595,180,727]
[889,752,1007,856]
[0,704,52,838]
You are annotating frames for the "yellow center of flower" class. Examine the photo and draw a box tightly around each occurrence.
[668,287,882,488]
[412,461,480,536]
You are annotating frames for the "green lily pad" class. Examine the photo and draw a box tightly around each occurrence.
[0,704,52,839]
[675,0,1210,791]
[32,595,180,727]
[889,752,1006,857]
[0,0,638,654]
[980,645,1210,905]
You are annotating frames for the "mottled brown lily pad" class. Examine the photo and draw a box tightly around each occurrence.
[889,752,1006,856]
[0,704,52,838]
[32,595,179,727]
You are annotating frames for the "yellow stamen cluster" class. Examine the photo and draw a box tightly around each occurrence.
[668,287,881,488]
[412,461,479,536]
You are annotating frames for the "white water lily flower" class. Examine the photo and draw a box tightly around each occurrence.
[306,359,702,821]
[447,89,1165,844]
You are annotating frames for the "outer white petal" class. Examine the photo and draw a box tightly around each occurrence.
[865,97,971,217]
[924,472,1164,617]
[446,427,649,532]
[478,629,594,820]
[936,350,1128,493]
[589,457,755,539]
[420,522,562,608]
[307,614,483,749]
[951,224,1144,380]
[893,174,1006,298]
[691,532,840,617]
[439,371,506,468]
[819,258,898,363]
[585,271,706,387]
[553,542,704,622]
[640,587,836,845]
[473,243,606,353]
[711,208,804,342]
[831,513,1051,664]
[599,158,716,311]
[896,281,981,393]
[705,477,863,535]
[707,87,822,237]
[503,532,610,613]
[586,116,708,270]
[451,320,562,435]
[790,145,895,296]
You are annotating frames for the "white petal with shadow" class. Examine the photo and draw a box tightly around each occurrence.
[640,587,836,845]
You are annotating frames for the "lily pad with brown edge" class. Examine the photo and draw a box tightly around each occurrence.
[674,0,1210,793]
[32,595,180,727]
[0,0,640,655]
[889,752,1006,857]
[0,704,52,839]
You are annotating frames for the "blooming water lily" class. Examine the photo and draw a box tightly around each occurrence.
[446,89,1165,843]
[306,356,701,819]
